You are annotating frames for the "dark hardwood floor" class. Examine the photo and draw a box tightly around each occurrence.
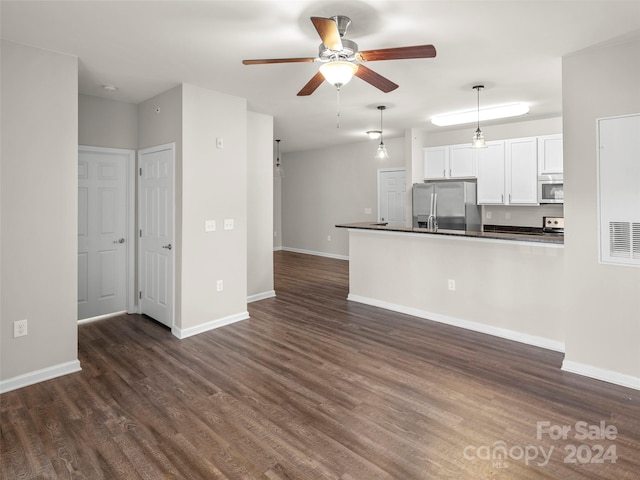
[2,251,640,479]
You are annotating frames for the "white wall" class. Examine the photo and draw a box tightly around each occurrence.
[1,41,79,386]
[247,112,274,301]
[562,33,640,387]
[349,230,565,351]
[79,94,138,149]
[180,84,248,331]
[281,136,405,258]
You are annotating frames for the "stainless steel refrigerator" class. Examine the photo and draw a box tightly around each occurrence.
[412,181,481,231]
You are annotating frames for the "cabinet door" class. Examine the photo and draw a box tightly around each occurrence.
[506,138,538,204]
[449,144,477,178]
[538,134,563,174]
[424,146,448,179]
[477,141,506,204]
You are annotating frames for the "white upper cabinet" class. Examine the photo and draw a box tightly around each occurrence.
[538,134,563,174]
[424,144,476,180]
[423,146,449,179]
[477,141,506,204]
[449,144,477,178]
[506,137,539,205]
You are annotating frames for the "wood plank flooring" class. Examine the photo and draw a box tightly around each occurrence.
[2,250,640,479]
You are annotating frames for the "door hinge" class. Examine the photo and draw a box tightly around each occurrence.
[139,167,142,176]
[139,291,142,299]
[139,229,142,238]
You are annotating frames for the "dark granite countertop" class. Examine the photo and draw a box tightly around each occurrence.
[335,222,564,245]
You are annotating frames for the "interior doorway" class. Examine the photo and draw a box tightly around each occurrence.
[77,146,135,320]
[378,168,407,227]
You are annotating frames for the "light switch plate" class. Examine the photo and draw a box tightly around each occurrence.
[364,207,372,215]
[216,138,223,149]
[205,220,216,232]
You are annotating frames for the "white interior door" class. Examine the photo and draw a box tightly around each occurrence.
[378,168,407,226]
[78,146,134,320]
[138,144,175,328]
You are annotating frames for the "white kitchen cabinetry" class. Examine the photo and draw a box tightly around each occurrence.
[477,138,538,205]
[423,146,448,179]
[477,141,506,204]
[506,137,539,204]
[424,144,476,180]
[538,134,563,174]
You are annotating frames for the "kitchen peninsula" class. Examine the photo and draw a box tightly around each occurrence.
[336,222,565,352]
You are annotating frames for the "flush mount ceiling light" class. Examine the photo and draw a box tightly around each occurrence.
[471,85,487,149]
[102,84,118,93]
[366,130,382,140]
[431,102,529,127]
[374,106,389,160]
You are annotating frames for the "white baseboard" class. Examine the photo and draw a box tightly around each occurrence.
[562,360,640,391]
[347,294,566,353]
[0,360,82,394]
[247,290,276,303]
[273,246,283,251]
[172,311,250,339]
[77,311,127,325]
[281,246,349,261]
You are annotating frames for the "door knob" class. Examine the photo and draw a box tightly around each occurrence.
[113,238,125,244]
[162,244,172,250]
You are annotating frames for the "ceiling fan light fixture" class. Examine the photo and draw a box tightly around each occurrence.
[319,60,358,88]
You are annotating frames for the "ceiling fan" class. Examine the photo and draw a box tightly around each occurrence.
[242,15,436,96]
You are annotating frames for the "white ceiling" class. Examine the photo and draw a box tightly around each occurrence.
[2,1,640,153]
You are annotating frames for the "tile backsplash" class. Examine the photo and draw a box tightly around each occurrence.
[482,204,564,228]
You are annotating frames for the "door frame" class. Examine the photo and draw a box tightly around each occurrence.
[78,145,137,318]
[377,167,407,223]
[137,143,176,329]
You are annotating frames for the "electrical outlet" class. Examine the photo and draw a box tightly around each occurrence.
[224,218,234,230]
[327,235,331,241]
[486,211,492,219]
[448,279,456,291]
[505,212,511,220]
[216,280,224,292]
[205,220,216,232]
[14,319,28,338]
[364,207,372,215]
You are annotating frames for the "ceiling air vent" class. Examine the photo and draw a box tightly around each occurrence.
[609,222,631,258]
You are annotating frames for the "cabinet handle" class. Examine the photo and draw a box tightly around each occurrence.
[509,193,512,203]
[443,169,446,178]
[501,194,504,203]
[449,168,452,177]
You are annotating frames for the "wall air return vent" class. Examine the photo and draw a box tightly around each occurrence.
[598,114,640,267]
[609,222,631,258]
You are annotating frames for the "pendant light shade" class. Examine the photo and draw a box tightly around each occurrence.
[471,85,487,149]
[374,105,389,159]
[319,60,358,88]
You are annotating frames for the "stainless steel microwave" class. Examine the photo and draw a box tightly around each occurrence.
[538,174,564,203]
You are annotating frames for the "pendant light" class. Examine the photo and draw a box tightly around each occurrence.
[472,85,487,149]
[374,105,389,159]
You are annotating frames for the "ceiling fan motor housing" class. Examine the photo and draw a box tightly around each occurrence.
[332,15,352,37]
[318,38,358,61]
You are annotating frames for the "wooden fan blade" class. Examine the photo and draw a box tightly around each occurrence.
[311,17,343,51]
[358,44,437,62]
[354,65,399,93]
[242,57,316,65]
[297,71,326,96]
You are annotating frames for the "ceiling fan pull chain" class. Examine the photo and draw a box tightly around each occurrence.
[336,86,341,128]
